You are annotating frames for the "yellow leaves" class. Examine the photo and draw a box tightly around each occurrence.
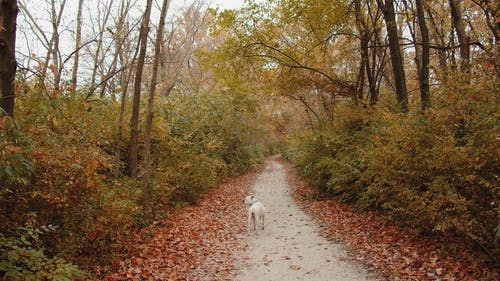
[84,159,99,188]
[84,159,98,177]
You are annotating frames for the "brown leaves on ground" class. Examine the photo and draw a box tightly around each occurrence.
[283,161,500,281]
[102,166,262,281]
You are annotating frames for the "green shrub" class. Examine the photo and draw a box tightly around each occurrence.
[0,225,86,281]
[288,84,499,256]
[153,90,265,205]
[0,114,36,232]
[288,107,376,202]
[0,114,34,187]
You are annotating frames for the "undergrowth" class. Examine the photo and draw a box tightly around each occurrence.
[0,80,266,278]
[287,80,500,265]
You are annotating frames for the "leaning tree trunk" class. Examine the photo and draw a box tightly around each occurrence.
[127,0,153,177]
[377,0,408,112]
[0,0,18,116]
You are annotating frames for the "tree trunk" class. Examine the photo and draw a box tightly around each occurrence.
[51,0,60,91]
[367,35,379,105]
[449,0,470,76]
[0,0,18,116]
[50,0,67,92]
[114,49,136,177]
[371,27,385,105]
[415,0,431,110]
[71,0,84,94]
[449,29,458,71]
[142,0,170,214]
[113,1,134,177]
[91,0,114,96]
[356,57,365,102]
[127,0,153,177]
[377,0,408,112]
[426,6,449,82]
[354,0,366,102]
[99,0,131,101]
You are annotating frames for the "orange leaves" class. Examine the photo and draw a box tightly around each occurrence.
[102,165,262,280]
[6,145,22,153]
[289,166,500,280]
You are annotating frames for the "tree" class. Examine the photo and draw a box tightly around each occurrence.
[425,3,450,82]
[354,0,368,102]
[113,0,139,177]
[211,0,357,122]
[449,0,470,75]
[128,0,153,177]
[142,0,170,214]
[377,0,408,112]
[0,0,19,116]
[89,0,115,95]
[470,0,499,43]
[49,0,67,92]
[71,0,84,93]
[415,0,431,109]
[354,0,386,105]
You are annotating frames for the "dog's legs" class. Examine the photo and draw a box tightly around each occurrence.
[247,212,253,231]
[252,213,256,231]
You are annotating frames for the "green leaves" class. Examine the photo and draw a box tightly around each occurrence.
[0,115,34,187]
[0,225,86,281]
[153,89,265,205]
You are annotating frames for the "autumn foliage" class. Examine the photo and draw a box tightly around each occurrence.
[103,164,260,280]
[289,161,500,280]
[286,78,500,271]
[0,75,265,278]
[1,0,500,279]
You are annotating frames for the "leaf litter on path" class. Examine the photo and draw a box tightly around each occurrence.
[282,159,500,281]
[101,157,499,280]
[102,165,262,281]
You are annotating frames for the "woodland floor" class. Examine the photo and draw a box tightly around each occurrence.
[102,156,499,281]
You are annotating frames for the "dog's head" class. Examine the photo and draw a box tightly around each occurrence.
[244,195,256,206]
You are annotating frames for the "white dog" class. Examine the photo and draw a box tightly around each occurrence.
[244,195,265,232]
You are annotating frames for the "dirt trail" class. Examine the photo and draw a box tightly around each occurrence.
[232,156,376,281]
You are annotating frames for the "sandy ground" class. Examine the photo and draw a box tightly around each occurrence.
[232,156,376,281]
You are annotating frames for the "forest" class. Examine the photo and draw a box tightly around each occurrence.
[0,0,498,280]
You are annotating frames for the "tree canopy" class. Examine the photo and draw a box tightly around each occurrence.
[0,0,498,279]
